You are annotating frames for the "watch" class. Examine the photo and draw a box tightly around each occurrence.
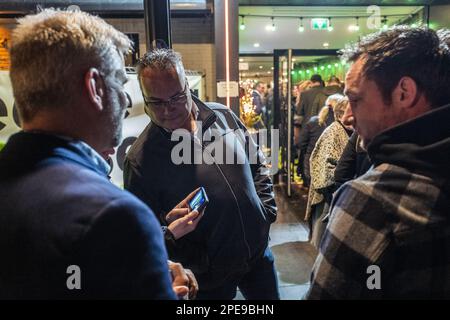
[161,226,176,242]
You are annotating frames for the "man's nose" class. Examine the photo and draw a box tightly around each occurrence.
[163,102,176,116]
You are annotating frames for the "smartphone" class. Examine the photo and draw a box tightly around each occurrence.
[188,187,209,212]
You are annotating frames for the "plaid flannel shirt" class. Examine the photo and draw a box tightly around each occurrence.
[306,161,450,299]
[308,164,450,299]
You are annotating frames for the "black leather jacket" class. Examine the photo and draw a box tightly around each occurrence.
[124,96,277,289]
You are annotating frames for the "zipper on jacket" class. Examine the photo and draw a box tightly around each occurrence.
[195,130,252,261]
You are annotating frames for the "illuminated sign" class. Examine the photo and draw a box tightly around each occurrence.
[311,18,329,30]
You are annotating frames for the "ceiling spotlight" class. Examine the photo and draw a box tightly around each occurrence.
[382,16,388,30]
[239,15,246,30]
[239,58,244,62]
[327,17,334,31]
[259,65,263,69]
[323,42,329,47]
[298,17,305,32]
[253,43,260,48]
[349,17,360,32]
[266,17,276,31]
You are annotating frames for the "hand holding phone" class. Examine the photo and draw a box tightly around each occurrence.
[165,187,208,239]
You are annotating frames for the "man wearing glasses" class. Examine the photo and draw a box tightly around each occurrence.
[124,49,279,300]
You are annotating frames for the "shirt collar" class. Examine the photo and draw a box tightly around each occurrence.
[70,140,111,176]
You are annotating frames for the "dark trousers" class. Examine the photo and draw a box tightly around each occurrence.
[196,247,280,300]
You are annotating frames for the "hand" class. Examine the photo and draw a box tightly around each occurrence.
[168,261,199,300]
[185,268,198,300]
[167,210,202,240]
[165,188,205,240]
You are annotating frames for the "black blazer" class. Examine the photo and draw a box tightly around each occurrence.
[0,132,175,299]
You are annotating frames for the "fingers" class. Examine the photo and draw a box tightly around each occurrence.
[185,210,200,224]
[173,286,189,299]
[169,261,191,299]
[165,208,189,224]
[185,269,198,300]
[170,262,189,287]
[168,210,202,240]
[176,187,201,208]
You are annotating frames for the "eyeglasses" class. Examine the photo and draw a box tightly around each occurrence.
[143,82,189,109]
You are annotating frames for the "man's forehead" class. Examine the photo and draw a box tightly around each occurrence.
[141,66,181,82]
[345,60,365,92]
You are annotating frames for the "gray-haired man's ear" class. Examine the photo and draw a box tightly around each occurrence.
[85,68,105,112]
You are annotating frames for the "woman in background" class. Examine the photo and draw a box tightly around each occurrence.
[297,93,343,188]
[306,97,353,248]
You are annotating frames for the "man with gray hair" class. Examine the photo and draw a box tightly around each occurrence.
[124,49,279,300]
[0,9,195,299]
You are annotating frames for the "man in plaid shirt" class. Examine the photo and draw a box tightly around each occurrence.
[307,26,450,299]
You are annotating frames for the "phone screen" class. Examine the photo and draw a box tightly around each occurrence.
[189,187,208,211]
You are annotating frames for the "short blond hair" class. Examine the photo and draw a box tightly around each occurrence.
[10,9,132,122]
[318,93,343,126]
[333,96,349,121]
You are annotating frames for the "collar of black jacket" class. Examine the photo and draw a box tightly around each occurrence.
[154,94,217,139]
[367,103,450,180]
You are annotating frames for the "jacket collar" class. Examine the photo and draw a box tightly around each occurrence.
[0,131,110,179]
[367,103,450,179]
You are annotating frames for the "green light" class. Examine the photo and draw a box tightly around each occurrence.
[313,66,318,71]
[299,70,303,74]
[311,18,329,30]
[306,70,311,74]
[341,61,346,65]
[327,65,331,69]
[334,63,339,67]
[291,71,295,75]
[320,66,325,70]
